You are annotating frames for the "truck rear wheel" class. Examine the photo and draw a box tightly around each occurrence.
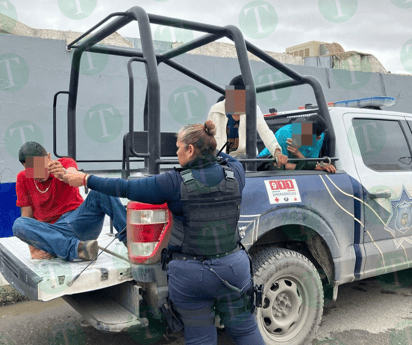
[252,247,323,345]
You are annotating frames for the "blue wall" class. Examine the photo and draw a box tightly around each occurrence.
[0,183,19,237]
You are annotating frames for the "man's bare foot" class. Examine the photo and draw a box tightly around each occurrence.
[28,245,55,260]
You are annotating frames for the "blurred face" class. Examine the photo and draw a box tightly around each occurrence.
[23,153,51,182]
[225,87,246,121]
[176,137,195,167]
[290,123,321,147]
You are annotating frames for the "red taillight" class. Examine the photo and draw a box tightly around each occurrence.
[133,224,165,243]
[126,202,172,264]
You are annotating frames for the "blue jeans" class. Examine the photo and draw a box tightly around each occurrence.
[167,250,265,345]
[12,190,126,261]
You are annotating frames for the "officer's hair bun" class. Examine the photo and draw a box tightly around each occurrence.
[204,121,216,137]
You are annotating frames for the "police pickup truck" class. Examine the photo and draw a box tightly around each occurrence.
[1,7,412,345]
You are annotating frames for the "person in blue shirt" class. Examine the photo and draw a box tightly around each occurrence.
[259,115,336,173]
[64,121,265,345]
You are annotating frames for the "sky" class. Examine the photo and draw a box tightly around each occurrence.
[3,0,412,75]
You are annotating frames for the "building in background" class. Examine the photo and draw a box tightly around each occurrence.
[286,40,387,74]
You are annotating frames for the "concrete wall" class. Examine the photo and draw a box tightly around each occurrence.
[1,34,412,237]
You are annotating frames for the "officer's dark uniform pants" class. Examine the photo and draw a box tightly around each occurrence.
[167,250,265,345]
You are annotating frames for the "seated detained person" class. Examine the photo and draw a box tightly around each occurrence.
[208,75,288,166]
[13,142,127,261]
[259,115,336,173]
[64,121,265,345]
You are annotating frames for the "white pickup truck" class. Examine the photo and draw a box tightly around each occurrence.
[1,96,412,344]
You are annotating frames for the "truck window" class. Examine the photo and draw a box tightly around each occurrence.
[352,118,412,171]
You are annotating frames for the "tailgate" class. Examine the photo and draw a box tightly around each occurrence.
[0,232,133,301]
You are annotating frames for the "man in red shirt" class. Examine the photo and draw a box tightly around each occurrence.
[13,142,126,261]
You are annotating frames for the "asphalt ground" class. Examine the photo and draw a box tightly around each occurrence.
[0,270,411,345]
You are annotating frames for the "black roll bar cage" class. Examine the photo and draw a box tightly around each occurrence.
[58,6,335,174]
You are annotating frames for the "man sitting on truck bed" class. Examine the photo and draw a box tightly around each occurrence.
[12,141,127,261]
[208,75,288,167]
[259,115,336,173]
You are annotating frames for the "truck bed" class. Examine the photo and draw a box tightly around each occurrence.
[0,229,133,302]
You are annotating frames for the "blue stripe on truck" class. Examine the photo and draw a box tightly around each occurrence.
[0,183,20,238]
[350,177,363,279]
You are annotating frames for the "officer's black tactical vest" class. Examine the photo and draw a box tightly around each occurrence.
[169,166,242,257]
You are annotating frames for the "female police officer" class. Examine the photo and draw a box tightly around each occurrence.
[65,121,265,345]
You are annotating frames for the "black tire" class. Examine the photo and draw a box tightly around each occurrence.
[252,247,323,345]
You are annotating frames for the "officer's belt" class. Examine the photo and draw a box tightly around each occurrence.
[169,245,240,262]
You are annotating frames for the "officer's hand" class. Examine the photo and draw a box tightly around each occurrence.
[63,171,87,187]
[48,161,66,180]
[274,150,288,168]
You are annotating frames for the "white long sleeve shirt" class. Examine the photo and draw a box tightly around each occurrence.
[207,100,281,158]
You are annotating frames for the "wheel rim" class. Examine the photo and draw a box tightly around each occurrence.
[259,276,309,342]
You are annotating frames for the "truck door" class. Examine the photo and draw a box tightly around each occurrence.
[344,112,412,279]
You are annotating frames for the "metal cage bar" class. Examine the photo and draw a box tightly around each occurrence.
[127,57,150,161]
[162,59,225,95]
[63,5,335,173]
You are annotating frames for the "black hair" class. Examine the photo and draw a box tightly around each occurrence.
[229,75,245,88]
[18,142,47,165]
[216,95,225,103]
[294,115,327,137]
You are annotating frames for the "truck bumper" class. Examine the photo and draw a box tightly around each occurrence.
[62,281,148,333]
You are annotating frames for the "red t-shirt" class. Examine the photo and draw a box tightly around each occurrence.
[16,157,84,224]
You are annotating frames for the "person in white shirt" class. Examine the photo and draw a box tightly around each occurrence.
[207,75,288,166]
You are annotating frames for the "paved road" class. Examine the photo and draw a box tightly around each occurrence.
[0,270,411,345]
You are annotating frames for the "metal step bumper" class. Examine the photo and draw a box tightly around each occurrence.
[63,282,148,333]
